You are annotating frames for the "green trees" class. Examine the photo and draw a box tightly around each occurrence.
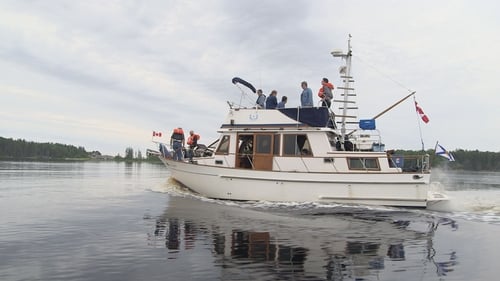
[445,149,500,171]
[0,137,157,162]
[125,147,134,160]
[394,149,500,171]
[1,136,498,170]
[0,137,89,160]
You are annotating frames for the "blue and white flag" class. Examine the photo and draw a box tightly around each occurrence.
[435,142,455,161]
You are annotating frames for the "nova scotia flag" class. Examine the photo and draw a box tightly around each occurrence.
[435,142,455,161]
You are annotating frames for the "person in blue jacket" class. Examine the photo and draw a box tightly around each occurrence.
[277,96,287,108]
[300,81,313,107]
[265,90,278,109]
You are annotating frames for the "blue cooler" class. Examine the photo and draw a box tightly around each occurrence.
[359,119,376,130]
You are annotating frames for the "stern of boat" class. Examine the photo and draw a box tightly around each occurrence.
[426,181,449,207]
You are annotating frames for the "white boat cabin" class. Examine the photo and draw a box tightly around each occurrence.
[198,106,429,175]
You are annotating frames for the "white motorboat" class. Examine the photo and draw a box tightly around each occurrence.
[155,37,448,208]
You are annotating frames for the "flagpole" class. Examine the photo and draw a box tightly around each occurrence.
[413,96,425,151]
[347,91,415,136]
[372,91,415,120]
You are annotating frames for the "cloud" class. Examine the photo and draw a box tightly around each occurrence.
[0,0,499,154]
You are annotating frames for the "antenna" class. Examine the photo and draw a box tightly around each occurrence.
[331,36,354,139]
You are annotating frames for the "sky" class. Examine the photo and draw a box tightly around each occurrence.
[1,0,499,156]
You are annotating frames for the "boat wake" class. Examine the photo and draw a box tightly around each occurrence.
[426,189,500,224]
[428,170,500,224]
[150,176,499,225]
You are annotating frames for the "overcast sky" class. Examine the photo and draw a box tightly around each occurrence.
[1,0,499,155]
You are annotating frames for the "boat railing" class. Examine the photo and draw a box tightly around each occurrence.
[390,154,431,173]
[350,130,383,151]
[244,154,255,169]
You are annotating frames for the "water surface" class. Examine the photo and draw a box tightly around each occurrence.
[0,162,498,281]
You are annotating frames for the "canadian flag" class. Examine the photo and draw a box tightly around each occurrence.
[415,101,429,123]
[152,131,162,137]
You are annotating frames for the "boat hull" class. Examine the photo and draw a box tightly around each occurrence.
[161,158,438,208]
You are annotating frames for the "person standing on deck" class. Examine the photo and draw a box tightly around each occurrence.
[255,89,266,108]
[277,96,287,108]
[300,81,313,107]
[318,77,334,108]
[266,90,278,109]
[170,127,185,161]
[186,130,200,162]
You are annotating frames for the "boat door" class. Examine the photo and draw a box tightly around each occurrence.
[236,134,254,169]
[253,133,274,171]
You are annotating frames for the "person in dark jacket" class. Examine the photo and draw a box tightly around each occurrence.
[265,90,278,109]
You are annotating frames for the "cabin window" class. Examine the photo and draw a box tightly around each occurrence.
[216,135,231,154]
[238,135,253,154]
[255,135,272,154]
[327,132,340,150]
[347,157,380,170]
[283,134,312,156]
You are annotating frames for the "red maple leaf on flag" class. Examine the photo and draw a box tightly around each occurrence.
[415,101,429,123]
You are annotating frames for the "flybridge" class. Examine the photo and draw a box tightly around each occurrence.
[220,107,335,129]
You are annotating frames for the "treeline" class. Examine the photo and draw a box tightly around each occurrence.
[114,147,161,163]
[1,137,498,170]
[0,137,89,160]
[442,149,500,171]
[0,137,159,162]
[396,149,500,172]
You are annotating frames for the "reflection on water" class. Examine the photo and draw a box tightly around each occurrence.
[1,162,496,281]
[149,196,460,280]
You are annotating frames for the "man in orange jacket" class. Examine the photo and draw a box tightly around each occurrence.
[318,77,334,107]
[170,127,185,161]
[186,130,200,162]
